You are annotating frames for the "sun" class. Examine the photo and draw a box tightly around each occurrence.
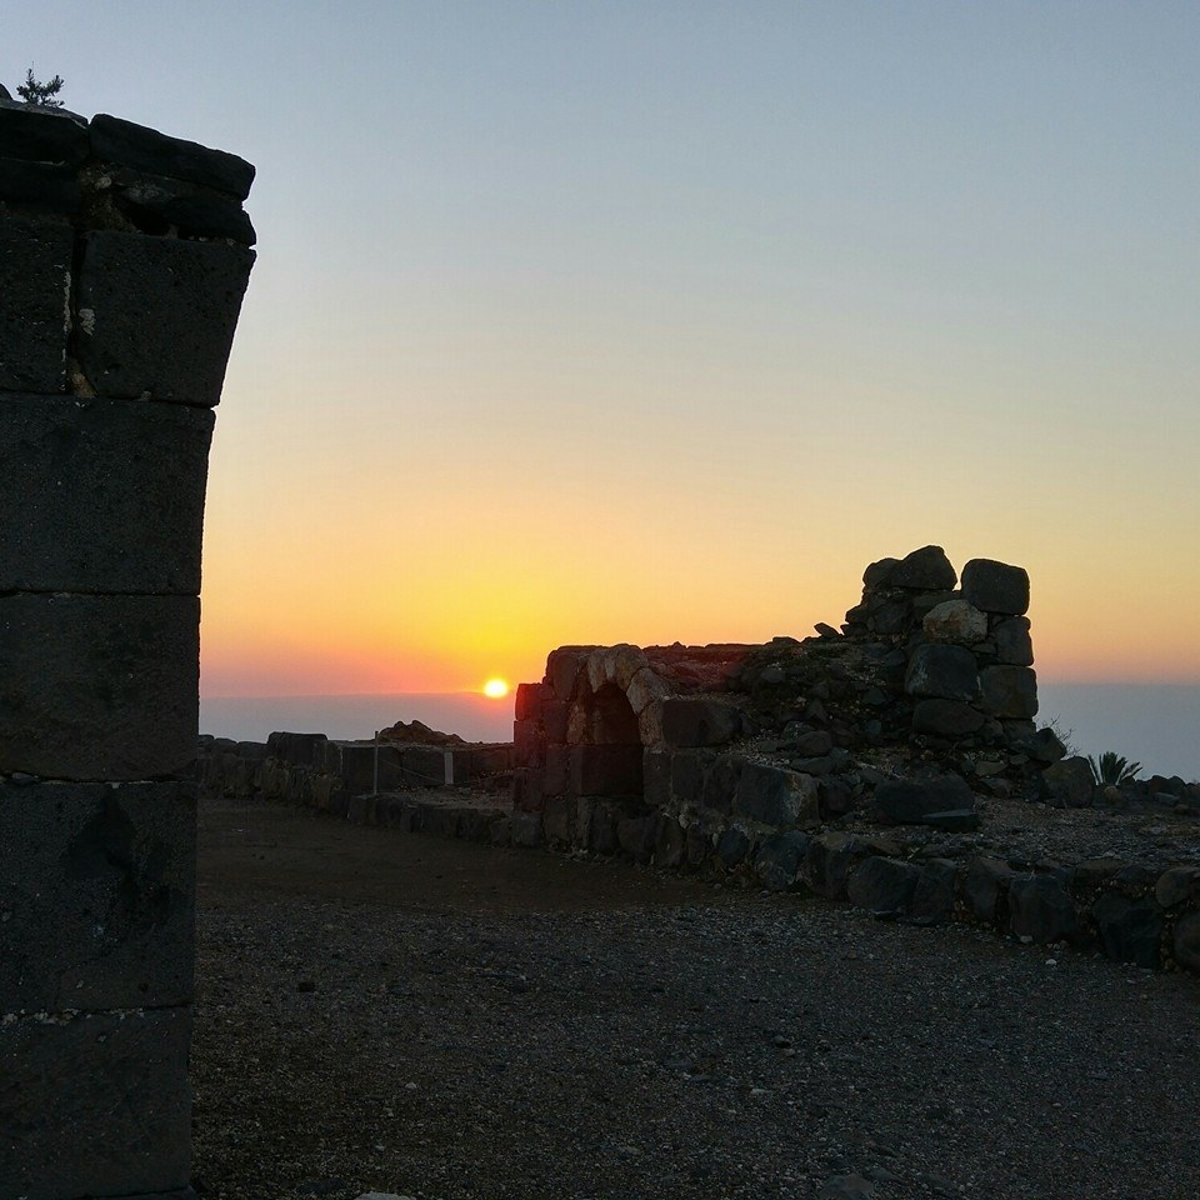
[482,678,510,699]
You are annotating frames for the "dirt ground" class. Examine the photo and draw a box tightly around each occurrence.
[193,798,1200,1200]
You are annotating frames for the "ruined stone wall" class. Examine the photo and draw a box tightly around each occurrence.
[0,99,254,1199]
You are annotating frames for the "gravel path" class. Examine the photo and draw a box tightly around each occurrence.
[193,799,1200,1200]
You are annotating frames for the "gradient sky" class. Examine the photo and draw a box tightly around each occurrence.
[7,2,1199,697]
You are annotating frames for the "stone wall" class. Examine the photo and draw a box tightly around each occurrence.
[0,97,254,1200]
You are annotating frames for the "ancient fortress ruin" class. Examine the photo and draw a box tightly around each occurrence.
[1,98,254,1199]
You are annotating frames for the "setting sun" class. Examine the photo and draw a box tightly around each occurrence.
[482,678,510,699]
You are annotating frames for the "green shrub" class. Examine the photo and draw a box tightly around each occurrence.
[1087,751,1141,786]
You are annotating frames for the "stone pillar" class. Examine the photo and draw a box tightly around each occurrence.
[0,98,254,1199]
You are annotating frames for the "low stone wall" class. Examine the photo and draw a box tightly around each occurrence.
[198,731,513,815]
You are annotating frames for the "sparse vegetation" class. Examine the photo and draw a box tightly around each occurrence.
[16,67,65,108]
[1088,750,1141,786]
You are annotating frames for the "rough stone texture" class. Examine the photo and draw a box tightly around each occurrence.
[979,665,1038,719]
[1174,913,1200,972]
[1091,894,1164,968]
[912,859,958,922]
[91,113,256,198]
[0,214,72,393]
[1040,757,1096,808]
[1009,874,1081,944]
[568,745,643,797]
[0,592,200,779]
[753,831,810,891]
[873,775,975,825]
[0,395,214,593]
[846,856,920,914]
[106,166,257,245]
[0,1006,192,1200]
[922,599,987,644]
[904,644,980,701]
[886,545,957,590]
[76,231,254,406]
[0,102,89,163]
[661,698,740,747]
[993,617,1034,666]
[964,858,1015,925]
[733,763,818,828]
[0,781,196,1012]
[911,698,985,736]
[961,558,1030,615]
[0,156,81,212]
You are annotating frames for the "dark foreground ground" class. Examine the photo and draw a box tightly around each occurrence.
[193,798,1200,1200]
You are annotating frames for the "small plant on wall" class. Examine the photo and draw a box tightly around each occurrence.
[16,67,65,108]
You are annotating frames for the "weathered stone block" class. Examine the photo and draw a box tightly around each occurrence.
[401,746,448,786]
[961,558,1030,615]
[642,748,671,811]
[541,699,568,743]
[905,644,980,701]
[91,113,256,199]
[1039,757,1095,808]
[754,831,810,891]
[873,774,974,825]
[545,647,589,701]
[1155,867,1200,909]
[661,698,740,747]
[513,718,544,768]
[543,744,569,797]
[716,825,751,868]
[1009,875,1081,944]
[0,781,195,1013]
[887,545,957,590]
[512,767,544,814]
[847,856,920,915]
[980,665,1038,719]
[993,617,1034,666]
[0,1006,191,1199]
[1091,894,1164,968]
[76,230,254,406]
[0,593,199,779]
[0,214,72,393]
[568,745,643,797]
[911,698,985,737]
[701,753,742,815]
[616,814,657,863]
[1173,913,1200,973]
[267,731,329,769]
[964,857,1015,925]
[542,796,575,846]
[107,166,256,245]
[654,816,686,869]
[922,599,987,645]
[803,833,863,900]
[912,859,958,922]
[0,395,213,593]
[514,682,545,722]
[670,748,715,807]
[0,103,89,164]
[0,156,80,212]
[733,762,818,828]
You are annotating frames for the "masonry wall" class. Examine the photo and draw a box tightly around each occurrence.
[0,98,254,1200]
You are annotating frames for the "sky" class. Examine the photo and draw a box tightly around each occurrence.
[6,2,1199,703]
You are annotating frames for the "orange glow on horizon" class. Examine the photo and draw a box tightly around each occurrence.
[483,678,510,699]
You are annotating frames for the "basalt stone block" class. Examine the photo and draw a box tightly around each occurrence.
[643,748,671,811]
[0,1006,191,1200]
[1009,875,1081,944]
[0,156,80,212]
[754,831,810,891]
[543,744,569,797]
[1039,757,1095,808]
[514,682,545,722]
[542,795,575,846]
[1091,894,1164,968]
[654,816,686,869]
[847,856,920,915]
[803,833,865,900]
[0,214,72,393]
[661,698,741,748]
[545,648,590,701]
[267,731,329,769]
[0,395,214,593]
[0,781,195,1013]
[1012,724,1066,765]
[701,753,743,815]
[887,545,957,591]
[1155,867,1200,909]
[569,744,643,797]
[541,699,568,743]
[961,559,1030,615]
[76,230,254,406]
[922,599,987,645]
[401,746,448,786]
[993,617,1034,666]
[733,763,819,829]
[912,698,985,737]
[0,593,199,779]
[905,644,979,701]
[0,102,89,163]
[1173,913,1200,973]
[716,825,751,869]
[873,774,974,825]
[513,718,544,768]
[512,767,544,814]
[671,748,715,807]
[912,859,958,923]
[616,814,657,863]
[91,113,256,199]
[108,167,256,245]
[980,665,1038,719]
[964,858,1016,926]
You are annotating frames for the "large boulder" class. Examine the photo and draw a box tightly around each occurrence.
[1040,757,1094,808]
[905,644,979,701]
[912,698,985,736]
[922,599,987,645]
[847,856,920,915]
[979,665,1038,718]
[873,774,975,825]
[661,698,741,747]
[993,617,1034,666]
[733,763,819,828]
[1009,875,1081,944]
[887,545,957,591]
[961,558,1030,615]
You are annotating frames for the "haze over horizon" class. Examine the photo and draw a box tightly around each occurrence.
[8,3,1198,704]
